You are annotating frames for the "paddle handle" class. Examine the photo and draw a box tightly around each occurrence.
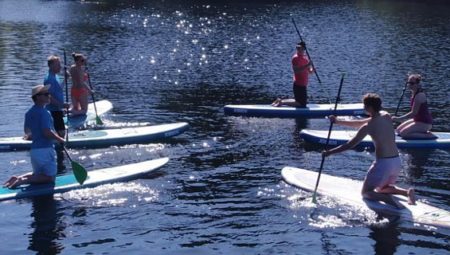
[291,18,321,84]
[312,73,345,202]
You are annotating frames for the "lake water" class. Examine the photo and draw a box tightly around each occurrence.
[0,0,449,254]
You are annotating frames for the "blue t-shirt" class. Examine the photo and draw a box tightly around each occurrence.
[24,105,55,149]
[44,71,65,111]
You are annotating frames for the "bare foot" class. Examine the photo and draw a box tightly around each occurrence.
[407,188,416,205]
[271,98,282,107]
[4,176,19,188]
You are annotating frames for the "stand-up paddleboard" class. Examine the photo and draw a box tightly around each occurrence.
[300,129,450,149]
[66,100,113,129]
[224,103,365,118]
[0,157,169,201]
[282,167,450,228]
[0,122,189,151]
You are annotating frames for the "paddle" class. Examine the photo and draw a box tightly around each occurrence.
[312,73,345,203]
[85,64,103,125]
[394,80,408,116]
[62,146,87,185]
[63,49,70,143]
[291,18,321,85]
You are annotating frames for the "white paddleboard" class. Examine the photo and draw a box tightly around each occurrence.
[0,122,189,151]
[66,100,113,129]
[282,166,450,228]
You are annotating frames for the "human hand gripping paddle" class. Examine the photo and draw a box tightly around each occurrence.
[312,73,345,203]
[85,64,104,126]
[394,80,408,116]
[62,146,88,185]
[291,18,321,85]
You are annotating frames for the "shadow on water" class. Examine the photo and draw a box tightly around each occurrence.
[29,196,64,254]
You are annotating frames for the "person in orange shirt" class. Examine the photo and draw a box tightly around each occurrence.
[272,42,314,107]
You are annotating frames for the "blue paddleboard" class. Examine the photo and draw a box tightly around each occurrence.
[224,103,365,118]
[300,129,450,149]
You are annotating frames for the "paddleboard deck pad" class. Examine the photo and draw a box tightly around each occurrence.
[66,100,113,129]
[224,103,365,118]
[282,166,450,228]
[300,129,450,149]
[0,157,169,201]
[0,122,189,151]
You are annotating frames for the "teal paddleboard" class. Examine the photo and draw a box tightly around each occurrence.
[0,157,169,201]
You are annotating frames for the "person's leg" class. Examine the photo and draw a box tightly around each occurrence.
[362,160,405,209]
[398,122,435,139]
[377,185,416,205]
[396,119,413,133]
[293,85,307,108]
[79,94,89,115]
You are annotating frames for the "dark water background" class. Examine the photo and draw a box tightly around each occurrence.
[0,0,449,254]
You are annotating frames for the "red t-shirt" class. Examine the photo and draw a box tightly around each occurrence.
[292,53,310,87]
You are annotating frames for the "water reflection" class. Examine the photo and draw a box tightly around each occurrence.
[29,196,64,254]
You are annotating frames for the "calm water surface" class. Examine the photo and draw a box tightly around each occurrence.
[0,0,449,254]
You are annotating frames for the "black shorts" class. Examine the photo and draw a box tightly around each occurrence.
[51,111,66,132]
[293,84,307,108]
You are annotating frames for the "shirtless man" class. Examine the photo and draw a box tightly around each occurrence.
[322,93,415,209]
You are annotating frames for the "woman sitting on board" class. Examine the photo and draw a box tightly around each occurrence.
[323,93,415,209]
[392,74,435,139]
[69,53,92,116]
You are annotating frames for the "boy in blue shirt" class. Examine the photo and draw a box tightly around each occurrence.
[4,85,65,188]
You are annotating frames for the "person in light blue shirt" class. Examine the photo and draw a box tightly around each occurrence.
[44,55,70,137]
[44,55,70,171]
[4,85,65,189]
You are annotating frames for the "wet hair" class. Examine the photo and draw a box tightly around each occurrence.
[408,74,422,85]
[47,55,60,67]
[72,52,85,62]
[363,93,382,112]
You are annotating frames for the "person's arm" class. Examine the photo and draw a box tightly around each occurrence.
[23,127,32,140]
[329,115,371,129]
[43,128,65,144]
[323,124,368,156]
[392,93,425,122]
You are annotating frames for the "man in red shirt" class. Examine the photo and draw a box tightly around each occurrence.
[272,42,313,107]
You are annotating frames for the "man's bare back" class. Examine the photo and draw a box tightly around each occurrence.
[366,111,399,159]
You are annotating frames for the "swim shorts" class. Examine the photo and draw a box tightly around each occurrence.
[30,147,57,178]
[365,156,401,191]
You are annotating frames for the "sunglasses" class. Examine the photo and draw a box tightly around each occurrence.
[37,92,50,96]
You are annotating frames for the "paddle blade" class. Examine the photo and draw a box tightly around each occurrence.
[95,115,103,126]
[312,192,318,204]
[71,161,88,185]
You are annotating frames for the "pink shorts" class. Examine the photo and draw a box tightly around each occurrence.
[365,156,401,191]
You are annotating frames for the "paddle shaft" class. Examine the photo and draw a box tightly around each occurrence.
[63,50,69,143]
[85,65,102,125]
[312,73,345,202]
[394,81,408,116]
[291,18,321,84]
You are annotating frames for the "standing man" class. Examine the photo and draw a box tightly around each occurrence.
[322,93,416,208]
[44,55,70,170]
[272,42,313,107]
[4,85,65,188]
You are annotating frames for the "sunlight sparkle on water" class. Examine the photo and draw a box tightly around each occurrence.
[309,215,347,228]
